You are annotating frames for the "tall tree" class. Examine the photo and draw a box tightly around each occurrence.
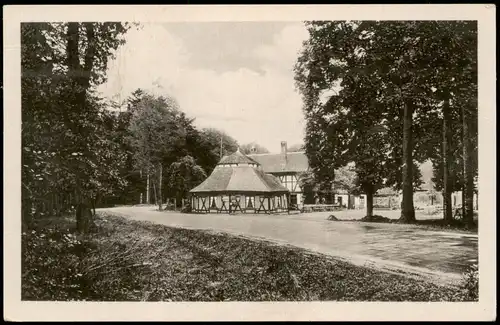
[453,22,478,225]
[200,128,239,162]
[294,21,473,223]
[127,93,186,211]
[295,21,414,218]
[426,21,478,223]
[21,22,132,231]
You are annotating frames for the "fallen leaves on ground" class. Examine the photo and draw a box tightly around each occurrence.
[22,213,478,302]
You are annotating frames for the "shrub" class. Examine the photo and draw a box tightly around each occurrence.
[180,202,192,213]
[22,220,87,300]
[360,215,392,223]
[460,264,479,301]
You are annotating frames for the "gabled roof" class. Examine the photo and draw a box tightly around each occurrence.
[218,148,260,166]
[190,166,289,194]
[247,151,309,173]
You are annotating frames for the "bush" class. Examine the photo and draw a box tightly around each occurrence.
[180,203,192,213]
[22,219,88,300]
[360,215,392,223]
[460,264,479,301]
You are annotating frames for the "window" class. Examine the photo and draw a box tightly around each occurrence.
[359,196,365,207]
[246,196,254,208]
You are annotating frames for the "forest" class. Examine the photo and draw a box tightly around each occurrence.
[21,22,245,232]
[22,21,478,234]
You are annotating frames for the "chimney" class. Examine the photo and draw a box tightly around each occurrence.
[281,141,287,154]
[280,141,288,171]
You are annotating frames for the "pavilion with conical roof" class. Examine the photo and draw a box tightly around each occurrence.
[189,148,290,214]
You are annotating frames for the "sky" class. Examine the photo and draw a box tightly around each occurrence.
[98,22,310,153]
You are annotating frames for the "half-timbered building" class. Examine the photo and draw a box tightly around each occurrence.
[189,148,290,214]
[247,141,309,207]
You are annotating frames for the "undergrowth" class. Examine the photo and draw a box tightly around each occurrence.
[22,213,478,301]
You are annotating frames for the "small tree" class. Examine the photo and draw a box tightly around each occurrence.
[165,156,207,206]
[297,170,316,205]
[333,163,358,209]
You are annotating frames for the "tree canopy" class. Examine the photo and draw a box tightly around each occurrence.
[22,22,133,230]
[294,21,477,222]
[21,22,245,226]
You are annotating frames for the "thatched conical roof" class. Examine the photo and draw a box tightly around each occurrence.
[190,149,289,194]
[218,147,260,165]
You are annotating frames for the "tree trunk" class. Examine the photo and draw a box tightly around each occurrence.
[442,96,453,223]
[66,22,97,234]
[462,103,475,225]
[158,164,163,211]
[366,189,374,217]
[146,173,150,204]
[461,188,466,218]
[400,99,416,222]
[153,182,158,206]
[91,197,96,216]
[67,23,86,233]
[66,23,80,75]
[75,186,95,234]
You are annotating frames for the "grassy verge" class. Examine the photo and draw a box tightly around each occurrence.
[22,213,478,302]
[326,214,478,234]
[406,218,478,234]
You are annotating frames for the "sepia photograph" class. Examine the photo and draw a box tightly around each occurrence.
[3,4,496,322]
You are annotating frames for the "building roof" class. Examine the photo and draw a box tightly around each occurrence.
[218,148,260,166]
[247,151,309,173]
[190,148,289,194]
[190,166,289,194]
